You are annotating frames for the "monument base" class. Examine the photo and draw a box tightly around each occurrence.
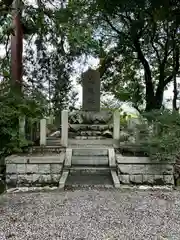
[68,110,113,139]
[69,110,113,124]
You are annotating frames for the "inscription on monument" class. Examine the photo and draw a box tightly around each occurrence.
[82,68,100,111]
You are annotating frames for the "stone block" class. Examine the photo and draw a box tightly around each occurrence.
[143,175,154,184]
[153,175,165,185]
[6,164,17,174]
[146,165,173,175]
[119,175,130,184]
[6,174,17,187]
[17,174,29,186]
[118,165,132,174]
[132,165,146,174]
[5,155,27,164]
[81,136,87,140]
[39,174,51,184]
[117,155,150,164]
[51,174,60,183]
[38,164,50,174]
[73,149,108,156]
[17,164,26,174]
[130,175,143,184]
[26,164,38,173]
[163,175,174,185]
[50,164,62,174]
[32,174,40,183]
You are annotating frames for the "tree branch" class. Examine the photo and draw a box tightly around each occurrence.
[164,46,180,86]
[102,14,121,35]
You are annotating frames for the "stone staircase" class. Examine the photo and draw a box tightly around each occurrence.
[59,147,120,189]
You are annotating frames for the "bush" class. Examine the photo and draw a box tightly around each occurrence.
[140,110,180,162]
[0,91,47,158]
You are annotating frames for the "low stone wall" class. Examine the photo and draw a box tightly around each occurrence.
[116,155,174,185]
[5,153,65,188]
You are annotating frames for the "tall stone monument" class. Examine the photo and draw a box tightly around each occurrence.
[82,68,100,112]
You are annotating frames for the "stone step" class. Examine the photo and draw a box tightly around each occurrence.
[72,149,108,156]
[69,139,113,146]
[65,171,113,188]
[71,156,109,166]
[74,136,106,140]
[31,146,64,154]
[46,139,61,146]
[69,166,111,175]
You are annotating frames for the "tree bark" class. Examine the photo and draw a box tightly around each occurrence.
[11,0,23,93]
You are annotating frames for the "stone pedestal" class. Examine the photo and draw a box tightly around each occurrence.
[40,119,46,146]
[61,110,68,147]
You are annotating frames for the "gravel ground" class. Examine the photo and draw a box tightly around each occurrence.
[0,189,180,240]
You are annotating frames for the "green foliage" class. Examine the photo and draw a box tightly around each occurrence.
[0,88,46,157]
[139,110,180,162]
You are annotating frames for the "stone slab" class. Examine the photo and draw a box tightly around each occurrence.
[64,148,72,167]
[116,155,174,164]
[73,149,108,156]
[50,164,63,174]
[130,175,143,184]
[111,170,120,188]
[26,164,39,174]
[82,69,100,111]
[119,175,130,184]
[6,164,17,174]
[72,156,109,166]
[59,170,69,189]
[5,154,65,164]
[108,148,116,167]
[118,164,173,175]
[38,164,50,174]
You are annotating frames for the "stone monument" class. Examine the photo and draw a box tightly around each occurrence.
[82,68,100,112]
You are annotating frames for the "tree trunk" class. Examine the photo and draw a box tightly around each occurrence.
[11,0,23,94]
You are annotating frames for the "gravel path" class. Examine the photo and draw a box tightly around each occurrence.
[0,189,180,240]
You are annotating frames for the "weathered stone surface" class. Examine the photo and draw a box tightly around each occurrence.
[38,164,50,174]
[119,131,130,142]
[17,164,26,174]
[6,174,17,187]
[146,165,173,175]
[39,174,51,183]
[153,175,165,185]
[26,164,38,173]
[164,175,174,185]
[69,111,113,124]
[51,174,60,183]
[5,155,27,164]
[82,69,100,111]
[32,174,40,183]
[116,155,150,164]
[118,165,133,174]
[102,130,113,138]
[143,175,154,184]
[119,175,130,184]
[6,164,17,174]
[50,164,62,174]
[130,175,143,184]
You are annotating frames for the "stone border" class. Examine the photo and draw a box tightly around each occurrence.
[116,154,174,186]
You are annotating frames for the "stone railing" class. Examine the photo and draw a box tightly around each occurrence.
[116,154,174,185]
